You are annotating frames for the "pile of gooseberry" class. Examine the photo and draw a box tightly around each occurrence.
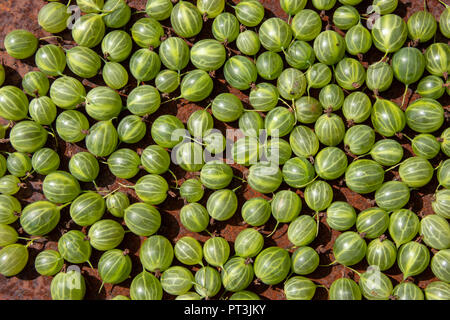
[0,0,449,301]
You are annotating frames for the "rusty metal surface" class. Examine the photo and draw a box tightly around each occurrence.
[0,0,448,300]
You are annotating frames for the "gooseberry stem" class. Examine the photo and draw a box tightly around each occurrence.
[17,236,33,241]
[92,179,99,191]
[86,260,95,271]
[183,135,207,146]
[243,109,268,112]
[47,125,58,151]
[281,47,288,59]
[278,98,292,108]
[25,237,46,247]
[99,12,112,17]
[102,187,120,198]
[218,289,229,300]
[1,121,11,131]
[98,54,109,64]
[168,169,179,188]
[98,281,105,294]
[314,211,320,237]
[266,221,279,238]
[317,284,329,292]
[21,170,35,181]
[233,175,246,183]
[191,280,209,296]
[343,265,361,277]
[283,271,294,284]
[376,51,389,65]
[320,260,338,267]
[118,182,134,189]
[39,35,64,41]
[161,95,182,104]
[355,153,370,159]
[401,84,409,108]
[232,185,242,192]
[299,175,319,188]
[435,160,443,171]
[58,202,72,211]
[385,162,402,172]
[402,134,413,142]
[46,125,59,149]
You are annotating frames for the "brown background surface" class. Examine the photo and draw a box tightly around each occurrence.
[0,0,449,300]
